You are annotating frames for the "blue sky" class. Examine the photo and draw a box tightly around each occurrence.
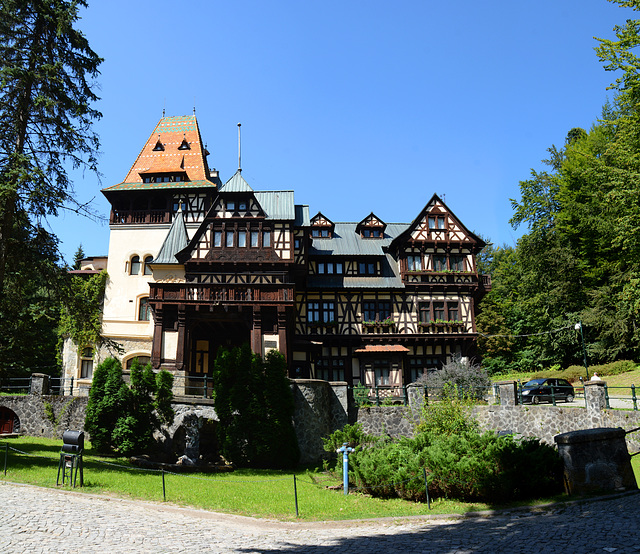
[53,0,631,264]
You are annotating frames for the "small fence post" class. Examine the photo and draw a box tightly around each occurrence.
[375,386,380,406]
[605,384,610,409]
[551,385,556,406]
[70,377,74,397]
[293,474,299,517]
[422,467,431,510]
[3,443,8,475]
[633,384,637,411]
[203,374,208,398]
[162,468,166,501]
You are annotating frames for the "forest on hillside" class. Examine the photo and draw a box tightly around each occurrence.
[476,0,640,373]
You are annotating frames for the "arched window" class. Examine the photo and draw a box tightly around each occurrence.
[130,255,141,275]
[139,297,151,321]
[143,255,153,275]
[126,356,151,369]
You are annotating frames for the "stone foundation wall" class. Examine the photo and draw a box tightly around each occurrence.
[472,405,640,452]
[0,395,88,438]
[4,376,640,464]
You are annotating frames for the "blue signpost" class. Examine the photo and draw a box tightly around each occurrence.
[337,442,355,495]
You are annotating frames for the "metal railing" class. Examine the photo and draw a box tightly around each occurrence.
[601,384,640,411]
[349,384,496,407]
[0,377,31,395]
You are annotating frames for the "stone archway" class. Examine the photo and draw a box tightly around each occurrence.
[0,406,19,434]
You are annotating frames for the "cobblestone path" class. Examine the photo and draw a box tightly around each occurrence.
[1,482,639,553]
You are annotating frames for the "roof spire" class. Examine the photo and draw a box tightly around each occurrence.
[237,122,242,173]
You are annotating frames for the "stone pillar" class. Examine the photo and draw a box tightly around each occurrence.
[554,427,637,495]
[407,383,426,411]
[30,373,49,395]
[329,381,349,429]
[496,381,517,406]
[291,379,333,464]
[585,381,607,413]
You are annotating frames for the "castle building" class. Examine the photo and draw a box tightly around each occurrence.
[62,115,491,395]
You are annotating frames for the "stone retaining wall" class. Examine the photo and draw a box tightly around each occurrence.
[4,376,640,463]
[0,395,88,438]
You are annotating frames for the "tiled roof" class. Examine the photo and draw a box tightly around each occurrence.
[103,115,217,192]
[153,210,189,264]
[254,191,296,220]
[354,345,410,353]
[308,223,408,257]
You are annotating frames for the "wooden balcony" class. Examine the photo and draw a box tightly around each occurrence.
[149,282,295,305]
[111,209,171,225]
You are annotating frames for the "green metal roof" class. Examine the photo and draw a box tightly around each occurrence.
[152,210,189,264]
[219,171,253,192]
[307,254,404,289]
[254,191,295,220]
[295,205,310,227]
[309,223,408,256]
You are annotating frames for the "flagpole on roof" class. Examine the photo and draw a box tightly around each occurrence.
[238,122,242,173]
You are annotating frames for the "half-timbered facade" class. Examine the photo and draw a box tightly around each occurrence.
[62,115,490,396]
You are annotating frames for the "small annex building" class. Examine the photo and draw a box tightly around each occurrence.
[62,115,491,397]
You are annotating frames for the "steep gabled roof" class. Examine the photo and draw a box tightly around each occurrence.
[152,210,189,264]
[219,170,253,192]
[390,193,485,249]
[102,115,218,192]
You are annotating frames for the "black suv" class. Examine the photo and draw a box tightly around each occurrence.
[520,378,575,404]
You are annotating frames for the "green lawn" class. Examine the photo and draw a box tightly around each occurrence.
[0,436,582,521]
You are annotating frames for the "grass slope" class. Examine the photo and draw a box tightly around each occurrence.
[0,436,577,521]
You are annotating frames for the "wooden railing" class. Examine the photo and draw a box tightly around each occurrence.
[111,209,171,225]
[149,283,295,304]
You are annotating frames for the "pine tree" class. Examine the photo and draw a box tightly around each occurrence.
[0,0,102,374]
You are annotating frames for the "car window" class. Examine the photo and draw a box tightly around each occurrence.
[558,379,570,387]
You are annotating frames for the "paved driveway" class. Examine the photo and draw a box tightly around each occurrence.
[1,482,639,553]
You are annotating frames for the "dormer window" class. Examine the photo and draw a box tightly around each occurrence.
[143,174,183,184]
[311,228,331,238]
[153,139,165,151]
[310,212,335,239]
[357,212,386,239]
[178,138,191,150]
